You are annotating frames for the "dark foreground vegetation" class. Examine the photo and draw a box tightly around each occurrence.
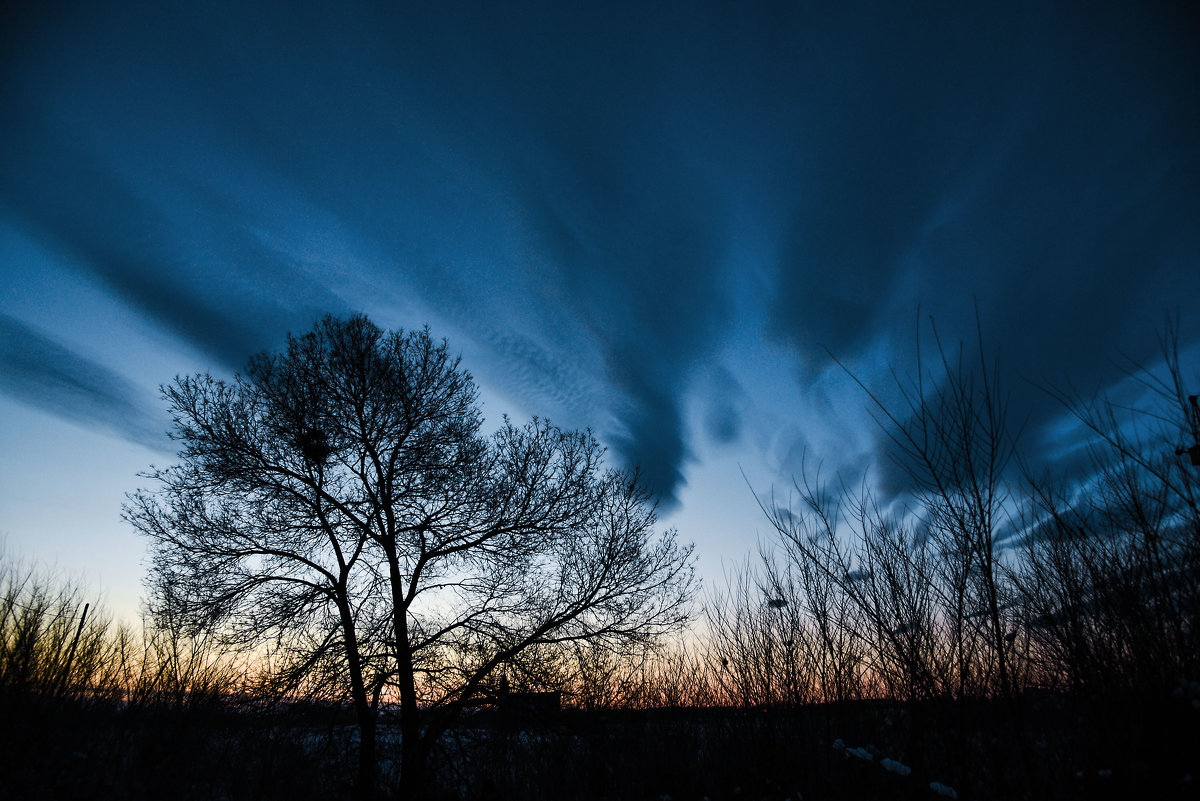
[2,606,1197,801]
[4,315,1199,799]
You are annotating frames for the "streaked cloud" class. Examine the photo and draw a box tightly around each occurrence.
[0,314,167,452]
[1,0,1196,508]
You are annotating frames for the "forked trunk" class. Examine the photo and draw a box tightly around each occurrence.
[388,550,428,800]
[354,714,379,800]
[337,597,378,799]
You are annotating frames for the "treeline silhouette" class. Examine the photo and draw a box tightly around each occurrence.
[0,553,333,799]
[2,322,1198,800]
[701,323,1200,799]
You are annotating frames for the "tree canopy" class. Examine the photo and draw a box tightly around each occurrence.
[125,314,696,797]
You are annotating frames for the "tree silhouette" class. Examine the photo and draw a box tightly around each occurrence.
[125,315,696,798]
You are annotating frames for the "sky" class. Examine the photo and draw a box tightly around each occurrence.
[2,1,1198,622]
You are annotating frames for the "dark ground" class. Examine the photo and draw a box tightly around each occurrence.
[2,690,1197,801]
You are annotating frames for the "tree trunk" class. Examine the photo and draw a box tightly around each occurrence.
[387,552,427,800]
[355,711,379,800]
[338,597,378,799]
[396,639,426,799]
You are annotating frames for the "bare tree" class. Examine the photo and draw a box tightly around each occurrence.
[836,317,1020,699]
[1017,318,1200,696]
[125,315,695,798]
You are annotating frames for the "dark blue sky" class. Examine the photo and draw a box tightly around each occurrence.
[2,0,1197,616]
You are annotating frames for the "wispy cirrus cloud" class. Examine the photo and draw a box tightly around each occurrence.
[0,314,167,452]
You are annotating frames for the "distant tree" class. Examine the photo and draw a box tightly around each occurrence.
[758,316,1019,702]
[125,315,695,798]
[1018,319,1200,696]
